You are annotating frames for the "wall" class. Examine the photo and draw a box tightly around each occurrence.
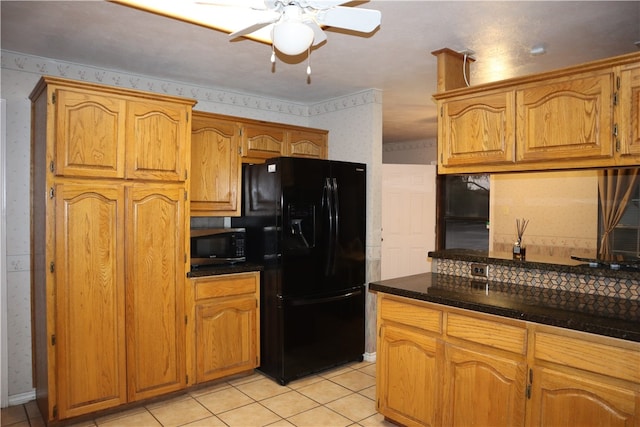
[0,50,382,402]
[382,139,437,164]
[490,170,599,259]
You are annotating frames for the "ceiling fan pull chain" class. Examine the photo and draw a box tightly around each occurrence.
[271,43,276,64]
[306,46,311,77]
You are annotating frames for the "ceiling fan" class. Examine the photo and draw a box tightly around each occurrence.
[110,0,381,56]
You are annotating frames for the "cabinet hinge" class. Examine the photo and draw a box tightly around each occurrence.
[49,161,55,173]
[52,405,58,418]
[50,261,55,273]
[51,334,56,346]
[185,315,188,325]
[52,93,56,104]
[526,384,531,399]
[526,368,533,399]
[184,170,188,180]
[616,75,621,90]
[613,92,619,106]
[238,146,242,155]
[186,111,189,122]
[613,123,618,137]
[49,187,55,199]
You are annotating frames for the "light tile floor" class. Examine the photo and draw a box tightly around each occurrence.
[2,361,397,427]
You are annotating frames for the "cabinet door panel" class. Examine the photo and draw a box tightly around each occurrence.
[529,367,638,427]
[516,71,614,162]
[285,129,328,159]
[241,123,286,160]
[378,324,440,427]
[55,184,126,418]
[191,114,241,215]
[443,343,526,427]
[55,89,126,178]
[440,91,515,167]
[126,185,186,401]
[618,64,640,160]
[195,296,258,383]
[126,100,188,181]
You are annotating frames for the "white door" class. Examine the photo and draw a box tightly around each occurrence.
[381,164,436,280]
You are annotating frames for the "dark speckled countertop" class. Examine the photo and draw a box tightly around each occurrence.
[369,273,640,342]
[187,262,263,278]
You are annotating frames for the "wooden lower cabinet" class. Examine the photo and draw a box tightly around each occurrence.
[442,344,526,427]
[377,324,440,427]
[54,184,127,419]
[189,272,260,384]
[375,294,640,427]
[528,367,638,427]
[125,185,187,401]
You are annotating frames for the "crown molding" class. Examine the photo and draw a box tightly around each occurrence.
[2,50,379,118]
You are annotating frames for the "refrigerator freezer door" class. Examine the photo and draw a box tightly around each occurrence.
[267,286,365,385]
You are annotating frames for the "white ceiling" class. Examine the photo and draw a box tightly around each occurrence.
[2,1,639,143]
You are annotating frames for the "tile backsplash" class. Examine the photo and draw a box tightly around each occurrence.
[434,258,640,301]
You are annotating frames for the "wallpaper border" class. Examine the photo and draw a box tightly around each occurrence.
[1,49,380,117]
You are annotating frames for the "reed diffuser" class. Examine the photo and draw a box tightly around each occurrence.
[513,218,529,260]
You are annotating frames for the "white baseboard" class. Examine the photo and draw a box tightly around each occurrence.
[363,352,376,363]
[8,390,35,406]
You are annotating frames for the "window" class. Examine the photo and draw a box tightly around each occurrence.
[437,174,490,251]
[601,177,640,258]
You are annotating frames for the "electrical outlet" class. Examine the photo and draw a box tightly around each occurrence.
[471,263,488,277]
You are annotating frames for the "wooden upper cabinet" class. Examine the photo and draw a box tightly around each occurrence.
[191,112,241,216]
[439,90,515,167]
[51,81,191,181]
[515,70,614,162]
[285,129,328,159]
[241,122,286,162]
[433,51,640,173]
[54,88,126,178]
[617,63,640,162]
[125,99,190,181]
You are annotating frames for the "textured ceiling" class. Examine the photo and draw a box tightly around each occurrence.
[2,1,639,143]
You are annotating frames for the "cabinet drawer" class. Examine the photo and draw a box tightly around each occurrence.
[379,296,442,334]
[446,312,526,355]
[534,331,640,383]
[193,273,258,300]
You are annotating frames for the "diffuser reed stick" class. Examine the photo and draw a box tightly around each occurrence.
[513,218,529,260]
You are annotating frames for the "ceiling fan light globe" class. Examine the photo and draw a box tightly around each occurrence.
[273,22,314,56]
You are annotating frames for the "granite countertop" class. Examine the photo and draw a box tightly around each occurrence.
[369,273,640,342]
[187,262,263,278]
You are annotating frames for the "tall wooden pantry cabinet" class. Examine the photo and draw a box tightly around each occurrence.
[30,77,195,422]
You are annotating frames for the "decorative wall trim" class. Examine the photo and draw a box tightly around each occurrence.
[1,49,379,118]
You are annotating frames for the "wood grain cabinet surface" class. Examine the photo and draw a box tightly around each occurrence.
[187,272,260,384]
[375,293,640,427]
[190,112,242,216]
[30,76,194,422]
[434,51,640,173]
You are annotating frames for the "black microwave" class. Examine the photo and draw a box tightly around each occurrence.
[191,228,246,268]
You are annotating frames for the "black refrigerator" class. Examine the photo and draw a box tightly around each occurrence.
[237,157,366,385]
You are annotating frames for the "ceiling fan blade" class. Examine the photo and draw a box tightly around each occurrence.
[316,6,381,33]
[304,21,328,46]
[229,15,279,40]
[302,0,351,8]
[196,0,268,9]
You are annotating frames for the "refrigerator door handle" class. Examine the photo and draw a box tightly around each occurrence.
[332,177,339,257]
[323,177,335,276]
[285,288,363,307]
